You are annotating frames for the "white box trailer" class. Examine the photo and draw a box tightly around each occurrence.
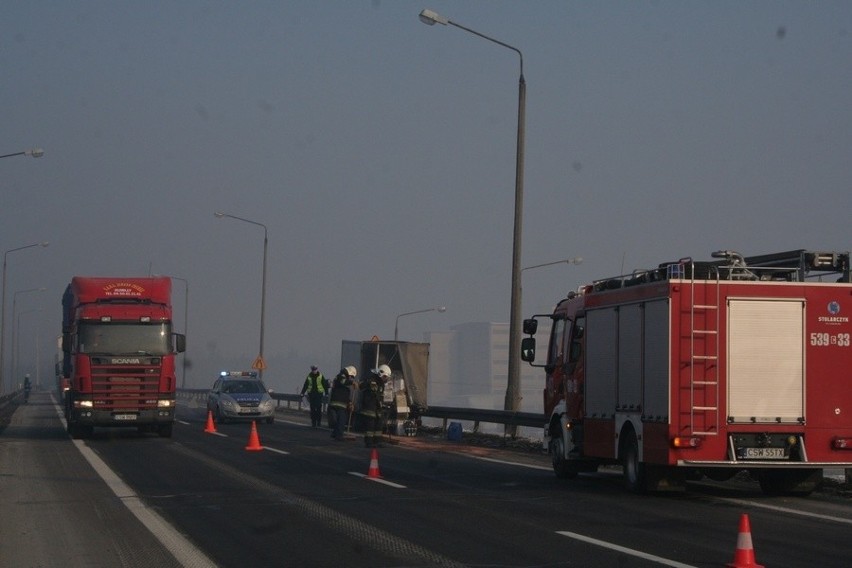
[341,339,430,435]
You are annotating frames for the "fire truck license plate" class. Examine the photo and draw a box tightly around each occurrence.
[745,448,786,459]
[114,414,137,421]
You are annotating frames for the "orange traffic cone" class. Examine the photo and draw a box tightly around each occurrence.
[204,410,217,434]
[366,448,382,478]
[245,420,263,451]
[726,513,764,568]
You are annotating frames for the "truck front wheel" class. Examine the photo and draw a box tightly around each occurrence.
[551,433,578,479]
[69,422,93,439]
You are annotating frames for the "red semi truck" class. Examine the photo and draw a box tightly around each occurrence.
[61,277,186,438]
[521,249,852,494]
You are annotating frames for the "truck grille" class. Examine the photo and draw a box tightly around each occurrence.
[90,363,162,411]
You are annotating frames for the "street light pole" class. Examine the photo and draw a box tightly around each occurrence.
[394,306,447,342]
[521,256,583,321]
[0,148,44,160]
[0,242,49,393]
[214,212,268,378]
[419,8,527,427]
[11,287,46,386]
[522,257,584,273]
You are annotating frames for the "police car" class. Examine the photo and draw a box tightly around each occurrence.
[207,371,276,424]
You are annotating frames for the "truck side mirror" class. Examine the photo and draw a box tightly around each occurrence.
[174,333,186,353]
[523,318,538,335]
[520,337,536,362]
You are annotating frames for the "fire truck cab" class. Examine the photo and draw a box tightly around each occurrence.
[522,249,852,494]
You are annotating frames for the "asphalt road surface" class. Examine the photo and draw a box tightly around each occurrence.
[3,390,852,567]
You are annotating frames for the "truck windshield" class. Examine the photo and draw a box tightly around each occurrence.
[77,322,172,355]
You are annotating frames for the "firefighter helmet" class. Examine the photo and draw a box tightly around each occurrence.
[344,365,357,378]
[376,364,392,379]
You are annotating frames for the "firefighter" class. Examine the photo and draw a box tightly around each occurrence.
[358,364,390,447]
[328,366,356,440]
[301,365,329,428]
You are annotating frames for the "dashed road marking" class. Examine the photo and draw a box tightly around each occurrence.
[348,472,407,488]
[556,530,697,568]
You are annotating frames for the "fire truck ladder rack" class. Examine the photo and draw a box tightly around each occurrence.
[668,261,721,436]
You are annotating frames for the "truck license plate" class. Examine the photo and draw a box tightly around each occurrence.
[114,414,137,421]
[744,447,786,459]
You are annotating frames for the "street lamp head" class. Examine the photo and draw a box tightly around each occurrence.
[27,148,45,158]
[39,242,49,248]
[214,212,225,218]
[419,8,448,26]
[437,306,447,313]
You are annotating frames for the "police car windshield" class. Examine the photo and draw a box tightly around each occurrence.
[223,380,264,394]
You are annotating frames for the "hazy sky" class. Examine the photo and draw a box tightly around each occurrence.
[3,1,851,393]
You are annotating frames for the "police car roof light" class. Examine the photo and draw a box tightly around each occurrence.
[220,370,258,379]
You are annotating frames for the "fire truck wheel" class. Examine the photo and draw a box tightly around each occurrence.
[550,435,579,479]
[702,468,737,482]
[758,468,821,496]
[158,424,173,438]
[622,431,646,493]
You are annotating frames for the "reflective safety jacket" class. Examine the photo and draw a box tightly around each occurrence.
[301,372,328,395]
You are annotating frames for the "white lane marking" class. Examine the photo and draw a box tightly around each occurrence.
[556,531,697,568]
[263,446,290,455]
[348,472,407,488]
[51,397,218,568]
[469,455,552,471]
[278,419,311,426]
[718,497,852,525]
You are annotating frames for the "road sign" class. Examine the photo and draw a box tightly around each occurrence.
[252,355,266,370]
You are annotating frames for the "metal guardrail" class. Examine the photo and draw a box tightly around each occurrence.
[176,389,544,434]
[420,405,543,433]
[0,388,27,405]
[0,391,21,407]
[177,389,308,409]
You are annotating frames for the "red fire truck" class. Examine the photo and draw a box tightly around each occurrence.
[61,277,186,438]
[521,249,852,494]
